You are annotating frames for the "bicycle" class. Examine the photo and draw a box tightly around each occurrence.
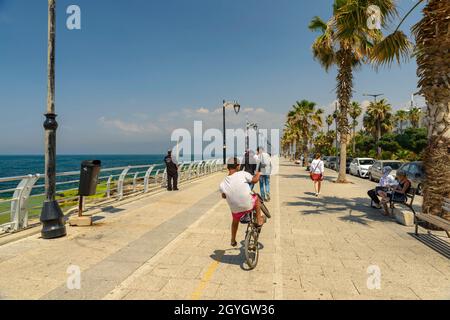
[239,193,271,270]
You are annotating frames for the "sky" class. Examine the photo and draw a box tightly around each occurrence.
[0,0,426,155]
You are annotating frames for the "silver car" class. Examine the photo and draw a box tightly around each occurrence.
[368,160,404,182]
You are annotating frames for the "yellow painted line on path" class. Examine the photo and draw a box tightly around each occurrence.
[191,250,225,300]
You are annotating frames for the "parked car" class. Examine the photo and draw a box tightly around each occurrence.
[368,160,403,182]
[322,156,330,167]
[349,158,375,178]
[398,161,425,195]
[327,156,338,170]
[336,157,353,173]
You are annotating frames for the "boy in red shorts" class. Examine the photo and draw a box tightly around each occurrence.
[220,157,265,247]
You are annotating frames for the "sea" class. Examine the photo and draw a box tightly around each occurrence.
[0,155,168,178]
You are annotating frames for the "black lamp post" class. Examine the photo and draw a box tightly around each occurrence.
[222,100,241,164]
[40,0,66,239]
[246,121,258,151]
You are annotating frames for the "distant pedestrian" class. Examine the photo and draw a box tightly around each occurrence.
[241,150,258,190]
[310,153,324,197]
[164,150,179,191]
[257,147,272,202]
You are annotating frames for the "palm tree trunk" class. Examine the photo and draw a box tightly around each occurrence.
[335,48,353,183]
[352,122,356,155]
[416,0,450,220]
[377,119,382,158]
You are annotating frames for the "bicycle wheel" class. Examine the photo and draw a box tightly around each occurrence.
[244,228,260,270]
[261,202,271,219]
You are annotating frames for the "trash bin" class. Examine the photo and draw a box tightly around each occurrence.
[78,160,102,196]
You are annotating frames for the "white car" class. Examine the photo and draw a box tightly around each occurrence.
[349,158,375,178]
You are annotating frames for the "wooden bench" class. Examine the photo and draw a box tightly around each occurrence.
[389,188,417,216]
[415,198,450,238]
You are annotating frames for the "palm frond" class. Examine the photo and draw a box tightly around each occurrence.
[370,30,413,67]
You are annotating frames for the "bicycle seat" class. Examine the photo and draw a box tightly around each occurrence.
[240,213,252,224]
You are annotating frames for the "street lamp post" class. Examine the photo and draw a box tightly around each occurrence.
[40,0,66,239]
[222,100,241,164]
[246,121,258,151]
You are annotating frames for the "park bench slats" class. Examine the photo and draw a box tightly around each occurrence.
[415,198,450,238]
[416,214,450,231]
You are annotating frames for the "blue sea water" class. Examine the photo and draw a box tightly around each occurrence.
[0,155,167,178]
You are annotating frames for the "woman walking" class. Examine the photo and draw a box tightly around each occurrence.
[310,153,324,197]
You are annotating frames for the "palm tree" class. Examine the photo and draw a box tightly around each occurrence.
[409,107,422,128]
[326,114,334,133]
[309,0,397,182]
[370,0,449,217]
[366,99,393,158]
[349,102,362,155]
[287,100,323,166]
[395,110,409,133]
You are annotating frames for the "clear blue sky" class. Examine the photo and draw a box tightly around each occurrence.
[0,0,425,154]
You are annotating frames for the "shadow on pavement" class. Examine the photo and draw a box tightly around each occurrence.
[409,233,450,259]
[285,195,395,226]
[210,241,265,271]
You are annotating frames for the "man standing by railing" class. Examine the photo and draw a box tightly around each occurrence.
[164,150,179,191]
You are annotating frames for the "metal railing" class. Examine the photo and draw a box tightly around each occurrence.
[0,159,224,234]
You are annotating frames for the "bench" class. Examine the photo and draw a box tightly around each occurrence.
[389,188,417,216]
[415,198,450,238]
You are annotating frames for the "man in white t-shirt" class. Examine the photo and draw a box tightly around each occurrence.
[220,157,264,247]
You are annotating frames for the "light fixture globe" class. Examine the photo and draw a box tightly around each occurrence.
[234,103,241,115]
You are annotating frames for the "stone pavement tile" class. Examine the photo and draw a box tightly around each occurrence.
[214,285,247,300]
[298,256,344,268]
[282,274,302,289]
[173,265,204,280]
[156,254,191,266]
[185,255,218,267]
[160,278,219,299]
[283,288,333,300]
[0,278,61,300]
[409,284,450,300]
[123,289,181,300]
[150,264,183,278]
[45,278,118,300]
[125,274,170,292]
[352,280,419,300]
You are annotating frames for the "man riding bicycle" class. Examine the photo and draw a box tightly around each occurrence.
[220,157,265,247]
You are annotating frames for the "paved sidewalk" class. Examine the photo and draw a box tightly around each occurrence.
[0,160,449,300]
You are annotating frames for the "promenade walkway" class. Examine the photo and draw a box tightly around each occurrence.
[0,160,449,300]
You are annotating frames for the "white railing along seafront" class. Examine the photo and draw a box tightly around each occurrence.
[0,159,224,235]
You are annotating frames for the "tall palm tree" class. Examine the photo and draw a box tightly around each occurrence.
[395,110,409,133]
[309,0,397,182]
[287,100,323,166]
[370,0,450,217]
[349,101,362,154]
[366,99,393,158]
[326,114,334,133]
[409,107,422,128]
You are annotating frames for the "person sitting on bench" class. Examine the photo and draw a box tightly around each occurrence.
[379,170,411,216]
[368,166,397,209]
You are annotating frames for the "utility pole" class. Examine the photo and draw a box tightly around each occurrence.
[40,0,66,239]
